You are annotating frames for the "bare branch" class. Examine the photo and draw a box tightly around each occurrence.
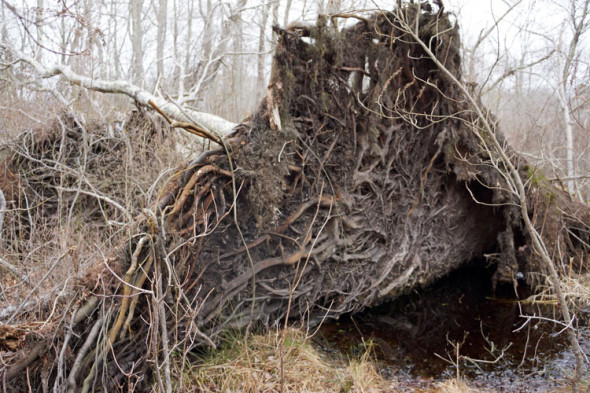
[3,46,238,136]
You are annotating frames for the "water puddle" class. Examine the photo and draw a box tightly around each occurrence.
[316,264,590,392]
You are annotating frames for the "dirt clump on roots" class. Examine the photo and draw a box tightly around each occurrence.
[1,3,589,392]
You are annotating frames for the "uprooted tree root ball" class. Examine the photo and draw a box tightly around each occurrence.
[1,5,589,392]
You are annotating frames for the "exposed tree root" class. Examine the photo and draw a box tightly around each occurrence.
[1,3,589,392]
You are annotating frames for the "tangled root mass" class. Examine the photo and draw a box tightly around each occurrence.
[2,4,589,392]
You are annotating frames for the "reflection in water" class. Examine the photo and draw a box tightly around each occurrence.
[317,264,589,392]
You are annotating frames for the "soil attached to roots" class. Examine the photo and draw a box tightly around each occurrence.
[1,3,589,392]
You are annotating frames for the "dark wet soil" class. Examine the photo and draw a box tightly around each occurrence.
[316,263,590,392]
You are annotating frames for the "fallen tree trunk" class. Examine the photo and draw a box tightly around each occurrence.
[2,4,589,392]
[4,48,237,136]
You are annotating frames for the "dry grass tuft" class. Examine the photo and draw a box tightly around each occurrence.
[180,329,502,393]
[183,328,394,393]
[560,274,590,309]
[430,379,484,393]
[523,273,590,310]
[343,345,392,393]
[434,379,477,393]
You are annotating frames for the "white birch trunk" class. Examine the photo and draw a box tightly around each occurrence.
[557,0,590,199]
[557,83,576,194]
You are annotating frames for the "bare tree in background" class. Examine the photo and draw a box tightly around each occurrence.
[2,0,357,125]
[257,1,271,97]
[556,0,590,200]
[35,0,42,60]
[283,0,292,27]
[272,0,279,42]
[0,187,4,243]
[130,0,144,85]
[156,0,168,83]
[460,0,590,201]
[230,0,248,120]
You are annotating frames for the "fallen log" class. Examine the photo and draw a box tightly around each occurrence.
[1,4,588,392]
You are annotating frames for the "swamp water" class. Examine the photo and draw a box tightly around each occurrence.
[317,265,590,392]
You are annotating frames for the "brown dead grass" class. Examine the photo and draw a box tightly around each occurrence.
[180,328,503,393]
[523,272,590,311]
[431,379,484,393]
[183,328,395,393]
[561,274,590,309]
